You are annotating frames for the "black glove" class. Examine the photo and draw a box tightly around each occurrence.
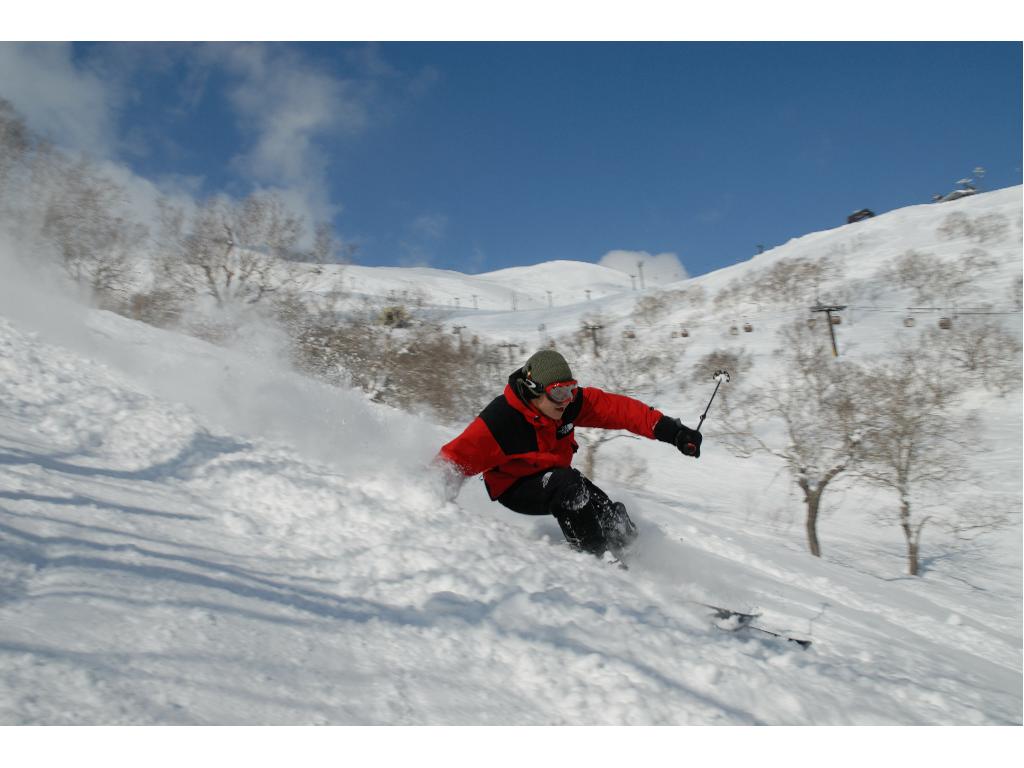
[654,416,702,458]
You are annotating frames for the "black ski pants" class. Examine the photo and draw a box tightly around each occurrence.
[497,467,636,556]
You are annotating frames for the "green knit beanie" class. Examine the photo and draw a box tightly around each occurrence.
[523,350,574,391]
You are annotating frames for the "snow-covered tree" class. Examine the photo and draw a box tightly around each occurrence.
[719,318,863,557]
[854,346,975,575]
[1,100,147,304]
[41,158,148,301]
[877,248,997,305]
[924,318,1023,397]
[158,191,322,310]
[0,97,30,191]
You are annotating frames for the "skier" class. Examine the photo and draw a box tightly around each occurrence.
[435,349,703,559]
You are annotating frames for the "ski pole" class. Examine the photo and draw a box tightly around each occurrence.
[687,369,730,453]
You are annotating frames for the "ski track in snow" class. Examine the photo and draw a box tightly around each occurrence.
[0,188,1021,725]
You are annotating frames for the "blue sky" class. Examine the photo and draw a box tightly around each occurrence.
[1,41,1020,277]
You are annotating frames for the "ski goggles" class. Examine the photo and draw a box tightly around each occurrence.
[541,379,578,404]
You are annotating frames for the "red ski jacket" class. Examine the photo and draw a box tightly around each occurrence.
[438,373,665,499]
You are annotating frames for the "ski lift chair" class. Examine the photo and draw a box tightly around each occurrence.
[938,317,953,330]
[743,322,753,333]
[903,317,916,328]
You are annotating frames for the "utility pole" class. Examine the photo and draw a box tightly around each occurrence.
[811,303,847,357]
[583,322,604,358]
[630,275,637,291]
[546,290,553,308]
[636,261,645,290]
[471,294,478,310]
[585,289,592,302]
[451,324,466,349]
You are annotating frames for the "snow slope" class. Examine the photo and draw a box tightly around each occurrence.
[0,188,1021,725]
[314,259,634,313]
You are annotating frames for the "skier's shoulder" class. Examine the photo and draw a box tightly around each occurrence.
[481,388,532,427]
[479,391,510,417]
[475,386,542,454]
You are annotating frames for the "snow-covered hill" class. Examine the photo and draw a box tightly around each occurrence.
[0,188,1021,725]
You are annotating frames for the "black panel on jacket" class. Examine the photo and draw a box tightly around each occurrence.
[479,396,539,456]
[561,391,584,424]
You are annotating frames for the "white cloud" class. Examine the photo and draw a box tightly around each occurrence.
[250,184,327,250]
[210,44,372,223]
[411,213,448,240]
[0,43,118,157]
[597,249,689,286]
[90,158,192,228]
[0,42,414,250]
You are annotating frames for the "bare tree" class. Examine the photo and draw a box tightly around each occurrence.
[377,323,498,421]
[719,319,862,557]
[758,255,843,305]
[288,288,503,424]
[854,346,973,575]
[713,256,843,310]
[159,191,319,309]
[925,318,1023,396]
[126,287,183,328]
[877,248,997,305]
[0,97,30,192]
[713,277,749,310]
[631,286,708,327]
[937,211,1010,244]
[632,291,673,326]
[2,100,148,311]
[41,158,148,301]
[310,221,354,266]
[877,250,941,304]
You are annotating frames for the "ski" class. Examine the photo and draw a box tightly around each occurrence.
[599,551,630,570]
[699,602,812,650]
[591,549,811,648]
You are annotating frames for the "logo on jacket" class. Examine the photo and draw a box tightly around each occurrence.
[556,422,574,438]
